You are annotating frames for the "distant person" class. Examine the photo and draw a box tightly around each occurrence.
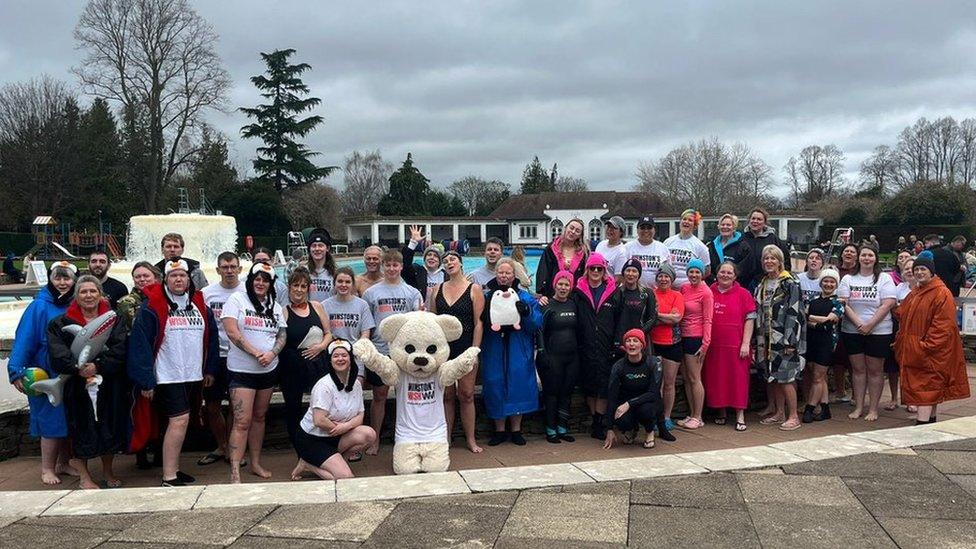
[306,228,338,302]
[154,233,208,289]
[595,216,629,279]
[86,249,127,307]
[355,245,384,296]
[467,237,504,287]
[3,251,23,283]
[624,215,671,288]
[8,261,78,485]
[285,248,304,280]
[116,262,162,330]
[663,209,710,288]
[509,245,532,288]
[739,208,790,290]
[399,225,432,297]
[922,234,961,297]
[896,236,908,253]
[536,218,589,298]
[706,214,749,285]
[947,235,968,293]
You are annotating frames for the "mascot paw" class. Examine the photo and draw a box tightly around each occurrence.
[353,338,380,366]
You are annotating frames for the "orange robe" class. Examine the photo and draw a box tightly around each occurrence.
[894,277,971,406]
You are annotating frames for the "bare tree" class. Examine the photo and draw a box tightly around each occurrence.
[859,145,898,195]
[895,118,933,187]
[555,175,589,193]
[340,150,393,217]
[449,176,510,216]
[74,0,230,212]
[960,118,976,186]
[930,116,961,184]
[783,144,846,206]
[282,181,344,237]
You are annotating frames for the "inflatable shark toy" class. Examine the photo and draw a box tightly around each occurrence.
[32,310,118,408]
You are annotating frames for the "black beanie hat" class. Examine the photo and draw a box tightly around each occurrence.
[622,257,642,277]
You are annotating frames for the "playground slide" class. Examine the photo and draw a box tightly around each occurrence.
[50,241,80,259]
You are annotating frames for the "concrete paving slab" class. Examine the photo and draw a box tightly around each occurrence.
[850,424,965,448]
[949,475,976,498]
[915,437,976,451]
[631,472,744,510]
[680,445,807,471]
[500,491,628,545]
[917,450,976,474]
[770,434,890,461]
[0,489,68,516]
[573,453,707,482]
[736,474,860,507]
[98,543,212,549]
[929,416,976,437]
[877,517,976,549]
[43,486,203,516]
[111,506,273,546]
[195,480,335,508]
[878,447,917,455]
[248,502,396,542]
[0,516,19,528]
[558,480,632,495]
[843,477,976,520]
[20,512,147,531]
[230,537,361,549]
[781,452,946,480]
[628,506,760,548]
[0,522,113,549]
[461,463,593,492]
[362,499,510,548]
[336,471,469,502]
[747,502,895,548]
[412,490,519,507]
[735,467,785,474]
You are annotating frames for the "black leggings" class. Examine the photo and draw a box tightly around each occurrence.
[538,350,578,431]
[278,369,305,446]
[614,399,664,432]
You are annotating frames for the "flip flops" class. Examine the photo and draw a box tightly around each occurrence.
[197,452,224,466]
[735,422,747,432]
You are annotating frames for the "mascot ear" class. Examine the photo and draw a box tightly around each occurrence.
[435,314,463,343]
[379,314,412,343]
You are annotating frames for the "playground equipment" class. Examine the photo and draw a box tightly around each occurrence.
[825,227,853,266]
[28,215,124,260]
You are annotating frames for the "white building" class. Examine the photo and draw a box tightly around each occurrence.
[344,191,823,248]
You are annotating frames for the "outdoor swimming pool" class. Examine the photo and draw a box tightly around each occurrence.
[340,255,542,278]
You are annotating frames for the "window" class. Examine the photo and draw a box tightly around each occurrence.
[518,224,537,240]
[550,219,564,240]
[625,223,635,238]
[589,219,603,242]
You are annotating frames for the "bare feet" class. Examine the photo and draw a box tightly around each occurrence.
[365,442,380,456]
[79,478,100,490]
[290,461,306,481]
[41,470,61,485]
[56,463,79,477]
[105,478,123,488]
[864,411,879,421]
[230,466,241,484]
[848,408,862,420]
[467,439,484,454]
[883,401,898,411]
[249,463,272,479]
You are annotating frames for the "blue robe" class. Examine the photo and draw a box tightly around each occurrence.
[480,288,542,419]
[7,287,69,437]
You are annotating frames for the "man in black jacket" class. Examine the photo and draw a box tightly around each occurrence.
[925,234,962,296]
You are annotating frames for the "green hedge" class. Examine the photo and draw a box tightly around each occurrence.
[0,233,37,255]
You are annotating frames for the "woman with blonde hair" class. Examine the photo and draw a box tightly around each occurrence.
[664,209,711,288]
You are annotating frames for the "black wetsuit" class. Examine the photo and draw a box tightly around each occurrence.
[614,285,658,357]
[604,354,671,437]
[537,298,581,433]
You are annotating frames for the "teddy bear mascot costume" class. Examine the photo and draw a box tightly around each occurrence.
[353,311,479,474]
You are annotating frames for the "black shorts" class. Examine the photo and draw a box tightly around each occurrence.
[360,367,386,388]
[804,332,835,366]
[682,337,703,356]
[840,332,893,360]
[155,381,198,417]
[293,428,341,466]
[228,369,278,391]
[656,342,683,363]
[202,357,230,403]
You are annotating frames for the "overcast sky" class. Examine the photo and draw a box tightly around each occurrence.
[2,1,975,193]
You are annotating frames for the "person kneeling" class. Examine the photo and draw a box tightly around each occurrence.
[292,340,375,480]
[604,329,675,450]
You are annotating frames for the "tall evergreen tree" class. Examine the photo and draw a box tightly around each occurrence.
[520,156,553,194]
[72,98,130,230]
[378,153,431,215]
[240,48,336,192]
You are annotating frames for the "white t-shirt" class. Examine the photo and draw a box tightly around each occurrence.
[798,273,821,307]
[394,373,446,443]
[595,240,628,276]
[301,374,364,437]
[202,282,246,358]
[663,234,710,289]
[624,239,671,288]
[837,272,897,335]
[896,282,912,303]
[467,265,496,287]
[221,292,287,373]
[155,293,205,385]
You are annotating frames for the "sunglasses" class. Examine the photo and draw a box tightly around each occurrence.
[588,266,605,272]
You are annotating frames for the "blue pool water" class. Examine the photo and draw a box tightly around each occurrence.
[340,256,542,277]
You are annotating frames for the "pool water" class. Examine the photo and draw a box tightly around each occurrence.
[341,256,542,278]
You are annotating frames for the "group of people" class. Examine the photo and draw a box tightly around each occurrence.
[6,209,973,487]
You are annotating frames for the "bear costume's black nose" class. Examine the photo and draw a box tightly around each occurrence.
[413,356,429,366]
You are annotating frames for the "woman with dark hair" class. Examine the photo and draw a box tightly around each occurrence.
[755,245,804,431]
[895,257,971,424]
[829,242,860,404]
[290,340,376,480]
[428,250,485,453]
[280,267,333,445]
[305,228,338,302]
[222,262,287,483]
[536,218,588,298]
[252,248,288,305]
[740,208,789,290]
[891,250,914,285]
[48,275,128,489]
[664,209,711,288]
[838,245,897,422]
[8,261,78,485]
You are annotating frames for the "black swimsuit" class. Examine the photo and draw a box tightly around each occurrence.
[436,283,475,359]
